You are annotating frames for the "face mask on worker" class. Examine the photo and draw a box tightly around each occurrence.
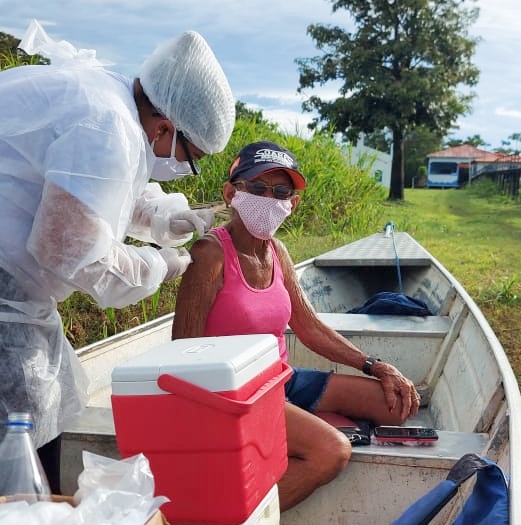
[231,190,292,240]
[149,157,192,181]
[149,134,193,182]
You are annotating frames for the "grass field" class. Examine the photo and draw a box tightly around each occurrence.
[284,184,521,382]
[388,187,521,382]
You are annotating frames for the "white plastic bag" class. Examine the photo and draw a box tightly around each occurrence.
[64,451,169,524]
[0,500,72,525]
[0,452,169,525]
[19,19,109,67]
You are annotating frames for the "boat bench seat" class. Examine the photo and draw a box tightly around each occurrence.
[314,312,451,338]
[63,409,479,493]
[351,407,488,467]
[351,429,488,470]
[281,428,491,525]
[285,313,451,387]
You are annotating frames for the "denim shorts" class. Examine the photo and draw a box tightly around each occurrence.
[284,367,333,412]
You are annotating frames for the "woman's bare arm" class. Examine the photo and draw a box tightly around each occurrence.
[171,235,224,339]
[274,238,419,419]
[273,239,367,368]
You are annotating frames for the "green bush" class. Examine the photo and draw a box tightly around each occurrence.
[168,119,386,240]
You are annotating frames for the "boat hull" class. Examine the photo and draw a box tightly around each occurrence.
[64,232,520,524]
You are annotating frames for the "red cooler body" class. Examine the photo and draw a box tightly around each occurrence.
[111,334,291,524]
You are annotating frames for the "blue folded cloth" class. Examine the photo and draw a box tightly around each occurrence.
[348,292,432,316]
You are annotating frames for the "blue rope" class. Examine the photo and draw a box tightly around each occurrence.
[383,221,404,294]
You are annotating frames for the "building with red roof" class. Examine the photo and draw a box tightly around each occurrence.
[426,145,505,188]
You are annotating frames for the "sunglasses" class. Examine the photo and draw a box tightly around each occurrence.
[233,179,295,200]
[176,130,201,176]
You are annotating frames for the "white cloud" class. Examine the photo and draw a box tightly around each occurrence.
[2,0,521,149]
[495,107,521,120]
[244,103,315,139]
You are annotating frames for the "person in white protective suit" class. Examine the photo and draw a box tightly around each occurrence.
[0,20,235,493]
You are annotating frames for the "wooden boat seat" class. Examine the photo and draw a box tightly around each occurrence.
[313,232,433,267]
[315,312,451,338]
[352,429,488,469]
[281,429,491,525]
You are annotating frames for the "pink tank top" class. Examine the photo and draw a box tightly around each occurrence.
[204,226,290,362]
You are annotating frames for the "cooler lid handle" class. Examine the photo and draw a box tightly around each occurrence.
[157,362,292,415]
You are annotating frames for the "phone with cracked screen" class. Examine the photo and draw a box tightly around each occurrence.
[373,426,438,443]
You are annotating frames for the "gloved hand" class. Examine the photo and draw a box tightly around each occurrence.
[159,247,192,281]
[169,209,215,237]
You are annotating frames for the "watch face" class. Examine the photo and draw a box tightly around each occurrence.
[363,357,380,375]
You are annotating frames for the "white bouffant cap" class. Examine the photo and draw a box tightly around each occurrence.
[139,31,235,154]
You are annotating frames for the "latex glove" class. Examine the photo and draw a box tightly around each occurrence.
[159,247,192,281]
[169,209,215,237]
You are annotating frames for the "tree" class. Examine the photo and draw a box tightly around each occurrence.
[362,129,392,153]
[404,126,443,187]
[362,126,443,188]
[296,0,480,200]
[234,101,265,122]
[507,132,521,154]
[444,134,488,149]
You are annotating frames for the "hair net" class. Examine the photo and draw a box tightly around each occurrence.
[139,31,235,154]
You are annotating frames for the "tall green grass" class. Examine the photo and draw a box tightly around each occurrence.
[166,118,385,240]
[59,118,385,347]
[0,50,48,70]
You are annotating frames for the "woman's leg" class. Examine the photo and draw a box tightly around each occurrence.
[315,374,406,426]
[279,402,351,511]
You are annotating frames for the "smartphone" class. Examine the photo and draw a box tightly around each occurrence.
[373,426,439,443]
[315,412,372,446]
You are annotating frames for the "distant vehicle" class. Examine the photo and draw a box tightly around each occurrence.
[426,160,469,188]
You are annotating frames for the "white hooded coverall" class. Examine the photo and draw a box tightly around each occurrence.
[0,63,192,447]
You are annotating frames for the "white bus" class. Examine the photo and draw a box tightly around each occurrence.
[427,160,468,188]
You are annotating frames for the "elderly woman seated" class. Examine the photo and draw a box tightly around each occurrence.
[171,141,420,511]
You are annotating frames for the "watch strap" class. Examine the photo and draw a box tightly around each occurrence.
[362,356,381,376]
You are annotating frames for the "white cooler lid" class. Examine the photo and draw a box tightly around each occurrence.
[111,334,280,395]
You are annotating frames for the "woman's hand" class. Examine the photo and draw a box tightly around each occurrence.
[372,361,421,421]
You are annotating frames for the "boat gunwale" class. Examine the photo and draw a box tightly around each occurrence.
[75,312,175,360]
[73,233,521,523]
[294,232,521,523]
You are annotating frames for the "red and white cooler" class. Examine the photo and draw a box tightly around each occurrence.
[111,334,291,524]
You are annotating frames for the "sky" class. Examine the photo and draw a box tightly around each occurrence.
[1,0,520,151]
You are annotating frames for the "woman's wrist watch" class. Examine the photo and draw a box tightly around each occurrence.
[362,356,381,376]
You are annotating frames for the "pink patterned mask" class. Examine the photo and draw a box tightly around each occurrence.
[231,191,292,240]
